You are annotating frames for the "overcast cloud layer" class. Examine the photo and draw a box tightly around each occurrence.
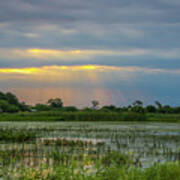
[0,0,180,106]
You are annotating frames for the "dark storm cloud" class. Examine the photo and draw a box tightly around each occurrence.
[1,0,180,24]
[0,0,180,51]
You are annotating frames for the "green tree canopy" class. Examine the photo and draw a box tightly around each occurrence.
[91,100,99,110]
[133,100,143,107]
[47,98,63,108]
[0,100,19,113]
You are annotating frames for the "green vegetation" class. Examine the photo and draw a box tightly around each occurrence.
[0,129,36,142]
[0,91,179,179]
[1,91,180,122]
[0,111,146,122]
[0,149,180,180]
[0,91,29,113]
[0,122,179,179]
[3,161,179,180]
[1,111,180,122]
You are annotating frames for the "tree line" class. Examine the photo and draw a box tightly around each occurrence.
[0,92,29,113]
[0,91,180,114]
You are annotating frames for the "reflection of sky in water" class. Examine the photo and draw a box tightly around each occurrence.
[0,121,179,168]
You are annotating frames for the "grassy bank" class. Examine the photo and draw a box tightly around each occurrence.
[0,111,146,122]
[0,111,180,122]
[147,113,180,122]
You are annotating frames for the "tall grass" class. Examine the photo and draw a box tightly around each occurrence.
[0,129,36,142]
[2,161,180,180]
[1,111,180,122]
[0,123,180,179]
[147,113,180,122]
[0,111,146,122]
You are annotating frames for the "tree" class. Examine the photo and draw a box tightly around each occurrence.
[47,98,63,108]
[161,105,172,114]
[91,100,99,110]
[0,100,19,113]
[82,107,92,111]
[0,91,26,112]
[132,100,143,107]
[35,104,51,111]
[101,105,117,112]
[19,101,30,112]
[146,105,156,113]
[132,100,144,113]
[155,101,162,109]
[63,106,78,112]
[131,106,145,113]
[0,92,6,101]
[6,92,19,106]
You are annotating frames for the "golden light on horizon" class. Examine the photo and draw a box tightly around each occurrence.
[80,65,97,70]
[28,49,82,54]
[72,50,81,54]
[0,68,38,74]
[0,65,178,76]
[0,65,101,75]
[26,49,84,59]
[27,49,62,54]
[0,65,103,86]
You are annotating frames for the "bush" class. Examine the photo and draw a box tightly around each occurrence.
[0,129,36,142]
[0,111,147,122]
[0,100,19,113]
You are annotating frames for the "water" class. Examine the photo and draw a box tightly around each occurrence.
[0,121,179,167]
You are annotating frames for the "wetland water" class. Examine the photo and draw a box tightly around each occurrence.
[0,121,180,168]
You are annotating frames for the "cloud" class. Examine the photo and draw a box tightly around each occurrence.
[0,48,180,65]
[0,48,148,61]
[0,65,180,76]
[0,0,180,106]
[1,0,180,24]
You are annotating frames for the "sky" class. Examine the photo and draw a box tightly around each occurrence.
[0,0,180,107]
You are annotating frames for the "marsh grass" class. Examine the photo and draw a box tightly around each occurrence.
[0,122,180,179]
[0,129,36,142]
[1,111,180,122]
[2,160,180,180]
[0,111,146,122]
